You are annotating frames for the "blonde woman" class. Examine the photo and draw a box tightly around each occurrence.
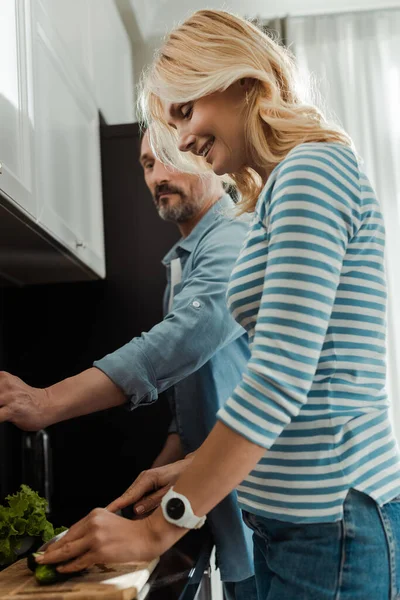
[38,10,400,598]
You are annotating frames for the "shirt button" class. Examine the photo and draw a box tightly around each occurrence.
[192,300,201,308]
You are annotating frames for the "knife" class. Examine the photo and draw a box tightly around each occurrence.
[38,529,69,552]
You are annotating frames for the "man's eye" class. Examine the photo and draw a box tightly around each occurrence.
[145,162,154,170]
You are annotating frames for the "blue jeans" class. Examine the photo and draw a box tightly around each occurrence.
[243,489,400,599]
[223,576,258,600]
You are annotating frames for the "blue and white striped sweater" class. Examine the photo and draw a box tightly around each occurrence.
[217,142,400,523]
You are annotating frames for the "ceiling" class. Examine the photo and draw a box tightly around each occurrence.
[124,0,400,42]
[112,0,400,87]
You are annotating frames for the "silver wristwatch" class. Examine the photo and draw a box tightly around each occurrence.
[161,487,206,529]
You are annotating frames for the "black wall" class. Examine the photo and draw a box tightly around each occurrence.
[1,123,180,526]
[0,287,22,502]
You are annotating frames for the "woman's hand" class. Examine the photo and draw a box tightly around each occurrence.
[106,455,195,516]
[35,509,171,573]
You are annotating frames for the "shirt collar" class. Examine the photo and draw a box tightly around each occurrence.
[162,194,235,266]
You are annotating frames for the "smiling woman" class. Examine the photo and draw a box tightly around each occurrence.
[139,9,351,213]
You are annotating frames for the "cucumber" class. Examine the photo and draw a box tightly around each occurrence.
[27,552,44,573]
[34,564,63,585]
[27,552,87,585]
[34,565,86,586]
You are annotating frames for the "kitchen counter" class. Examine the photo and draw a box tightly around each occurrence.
[0,524,214,600]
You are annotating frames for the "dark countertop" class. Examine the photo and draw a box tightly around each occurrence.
[145,525,213,600]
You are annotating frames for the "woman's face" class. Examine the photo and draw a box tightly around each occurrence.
[164,82,249,176]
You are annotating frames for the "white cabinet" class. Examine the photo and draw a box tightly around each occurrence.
[36,0,93,83]
[37,0,134,124]
[0,0,134,282]
[0,0,36,217]
[88,0,134,124]
[32,0,105,277]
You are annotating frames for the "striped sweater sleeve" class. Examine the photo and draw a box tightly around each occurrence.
[218,144,361,449]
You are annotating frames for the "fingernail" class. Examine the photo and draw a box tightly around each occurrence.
[35,556,44,563]
[135,505,145,514]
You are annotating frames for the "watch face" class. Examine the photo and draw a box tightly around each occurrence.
[166,497,185,520]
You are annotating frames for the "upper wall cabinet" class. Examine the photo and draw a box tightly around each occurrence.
[32,0,105,277]
[0,0,134,283]
[37,0,134,124]
[0,0,36,218]
[88,0,135,124]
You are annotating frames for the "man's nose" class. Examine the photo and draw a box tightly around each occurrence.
[153,160,171,184]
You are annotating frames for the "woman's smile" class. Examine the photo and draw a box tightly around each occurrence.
[204,139,215,163]
[199,137,214,159]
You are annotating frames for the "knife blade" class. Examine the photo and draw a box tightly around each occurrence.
[38,529,69,552]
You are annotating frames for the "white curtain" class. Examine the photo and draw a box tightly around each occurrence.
[287,9,400,439]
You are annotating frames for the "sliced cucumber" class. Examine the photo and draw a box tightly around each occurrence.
[27,552,44,573]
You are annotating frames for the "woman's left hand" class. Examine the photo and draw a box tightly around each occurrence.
[36,508,170,573]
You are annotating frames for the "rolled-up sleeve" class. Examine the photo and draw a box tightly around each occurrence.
[94,220,247,409]
[218,147,359,448]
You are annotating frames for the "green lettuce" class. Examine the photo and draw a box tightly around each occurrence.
[0,485,67,566]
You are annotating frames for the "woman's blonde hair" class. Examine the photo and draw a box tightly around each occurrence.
[139,9,352,213]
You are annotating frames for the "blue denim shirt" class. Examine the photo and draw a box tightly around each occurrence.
[94,195,254,582]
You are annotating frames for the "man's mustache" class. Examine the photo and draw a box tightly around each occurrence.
[155,184,182,202]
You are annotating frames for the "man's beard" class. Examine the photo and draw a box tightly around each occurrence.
[157,197,199,223]
[155,185,203,223]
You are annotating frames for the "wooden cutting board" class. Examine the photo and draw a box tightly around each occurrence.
[0,557,159,599]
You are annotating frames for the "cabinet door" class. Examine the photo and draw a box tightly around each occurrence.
[0,0,35,217]
[32,0,105,278]
[88,0,134,124]
[38,0,134,125]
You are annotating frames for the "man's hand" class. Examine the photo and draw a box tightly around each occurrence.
[0,368,126,431]
[106,456,195,516]
[0,372,51,431]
